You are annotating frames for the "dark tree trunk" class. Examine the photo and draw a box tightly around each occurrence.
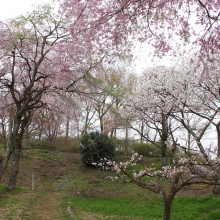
[161,115,168,166]
[21,116,31,156]
[216,121,220,159]
[7,121,24,190]
[161,142,167,166]
[7,127,26,190]
[110,129,114,138]
[163,196,174,220]
[213,122,220,195]
[0,120,7,146]
[1,112,30,190]
[82,106,90,135]
[100,116,104,134]
[124,125,129,153]
[0,117,13,181]
[140,121,144,143]
[65,119,69,139]
[8,148,21,190]
[0,141,13,181]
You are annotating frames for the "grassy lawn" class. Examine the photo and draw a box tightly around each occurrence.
[70,196,163,219]
[0,148,220,219]
[70,195,220,220]
[172,196,220,220]
[28,148,64,160]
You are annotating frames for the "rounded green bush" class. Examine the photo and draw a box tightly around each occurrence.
[80,131,115,167]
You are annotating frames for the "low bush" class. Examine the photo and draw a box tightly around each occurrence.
[80,131,115,167]
[52,137,79,152]
[132,142,161,157]
[27,138,56,150]
[26,137,79,152]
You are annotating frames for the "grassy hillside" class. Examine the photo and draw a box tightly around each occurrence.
[0,148,219,220]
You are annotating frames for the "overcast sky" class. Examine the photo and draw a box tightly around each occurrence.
[0,0,52,20]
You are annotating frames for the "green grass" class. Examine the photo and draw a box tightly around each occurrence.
[15,185,27,192]
[1,149,220,220]
[0,185,7,191]
[0,186,9,208]
[28,148,63,160]
[172,196,220,220]
[70,195,220,220]
[71,196,163,219]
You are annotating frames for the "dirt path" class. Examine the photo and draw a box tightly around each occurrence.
[23,192,67,220]
[0,151,81,220]
[25,152,80,220]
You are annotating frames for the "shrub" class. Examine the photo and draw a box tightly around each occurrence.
[27,138,56,150]
[52,137,79,152]
[26,137,79,152]
[80,131,115,167]
[132,142,161,157]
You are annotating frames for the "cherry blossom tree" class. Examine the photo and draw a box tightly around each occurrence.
[91,59,220,213]
[124,60,220,166]
[59,0,220,65]
[168,58,220,193]
[0,1,116,189]
[197,56,220,155]
[95,150,220,220]
[0,5,70,189]
[58,0,220,149]
[125,67,182,166]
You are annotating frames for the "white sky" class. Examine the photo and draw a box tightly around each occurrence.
[0,0,52,20]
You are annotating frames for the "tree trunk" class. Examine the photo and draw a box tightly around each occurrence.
[161,144,167,167]
[8,147,21,190]
[187,131,191,152]
[82,106,90,135]
[2,112,30,190]
[0,120,7,146]
[38,130,42,140]
[110,129,114,138]
[216,121,220,159]
[124,125,129,153]
[21,117,31,156]
[65,119,69,139]
[140,121,144,143]
[8,115,27,190]
[213,122,220,195]
[0,117,13,181]
[0,139,13,181]
[114,128,117,139]
[100,116,104,134]
[161,115,168,166]
[163,196,174,220]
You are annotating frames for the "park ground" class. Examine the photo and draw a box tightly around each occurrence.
[0,149,219,220]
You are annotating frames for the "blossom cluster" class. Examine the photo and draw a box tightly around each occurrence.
[93,152,220,188]
[92,153,143,173]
